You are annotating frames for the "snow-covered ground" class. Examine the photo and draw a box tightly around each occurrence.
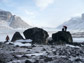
[0,43,84,63]
[73,38,84,43]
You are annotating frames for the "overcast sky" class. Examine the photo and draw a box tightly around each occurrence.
[0,0,84,27]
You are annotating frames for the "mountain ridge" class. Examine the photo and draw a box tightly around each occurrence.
[0,9,31,29]
[56,13,84,30]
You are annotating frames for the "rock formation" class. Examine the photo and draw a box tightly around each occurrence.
[23,27,49,44]
[52,31,73,44]
[11,32,24,42]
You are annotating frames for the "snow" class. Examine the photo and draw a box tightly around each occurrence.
[66,44,80,48]
[0,39,84,63]
[13,39,32,46]
[0,9,30,29]
[73,38,84,43]
[6,39,32,47]
[25,52,46,56]
[15,39,32,43]
[13,42,31,46]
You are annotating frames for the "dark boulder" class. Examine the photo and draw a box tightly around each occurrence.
[52,31,73,44]
[44,57,53,62]
[23,27,49,44]
[11,32,24,42]
[25,60,32,63]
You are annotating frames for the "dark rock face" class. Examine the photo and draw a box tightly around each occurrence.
[11,32,24,42]
[23,27,49,44]
[0,10,12,21]
[52,31,73,44]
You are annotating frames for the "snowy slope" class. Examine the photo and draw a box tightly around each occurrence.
[0,9,30,29]
[9,15,30,28]
[57,13,84,30]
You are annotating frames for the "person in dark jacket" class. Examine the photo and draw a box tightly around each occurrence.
[63,26,67,31]
[6,35,9,42]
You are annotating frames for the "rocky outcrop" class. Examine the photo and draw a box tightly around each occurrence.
[0,10,12,21]
[23,27,49,44]
[11,32,24,42]
[52,31,73,44]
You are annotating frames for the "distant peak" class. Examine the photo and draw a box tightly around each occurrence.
[0,9,4,11]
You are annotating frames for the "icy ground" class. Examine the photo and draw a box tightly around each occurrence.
[0,42,84,63]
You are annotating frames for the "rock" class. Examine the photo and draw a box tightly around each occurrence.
[34,60,39,63]
[0,53,14,63]
[11,32,24,42]
[39,55,46,59]
[25,60,32,63]
[47,37,54,45]
[50,57,72,63]
[22,55,29,58]
[44,57,53,62]
[0,10,12,21]
[41,48,46,51]
[23,27,49,44]
[52,31,73,44]
[75,58,82,62]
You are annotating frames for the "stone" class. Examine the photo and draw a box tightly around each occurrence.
[11,32,24,42]
[34,60,39,63]
[0,53,14,63]
[25,60,32,63]
[44,57,53,62]
[23,27,49,44]
[0,10,12,21]
[52,31,73,44]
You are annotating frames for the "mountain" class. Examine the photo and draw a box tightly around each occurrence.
[57,13,84,30]
[9,15,30,28]
[0,9,30,29]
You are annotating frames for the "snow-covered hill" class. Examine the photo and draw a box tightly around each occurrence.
[0,9,30,30]
[57,13,84,30]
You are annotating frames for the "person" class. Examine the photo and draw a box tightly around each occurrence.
[63,26,67,31]
[6,35,9,42]
[62,28,64,31]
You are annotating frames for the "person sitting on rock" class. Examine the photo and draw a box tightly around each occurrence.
[63,26,67,31]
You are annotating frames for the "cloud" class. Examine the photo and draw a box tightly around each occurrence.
[18,8,37,21]
[24,10,34,16]
[34,0,54,10]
